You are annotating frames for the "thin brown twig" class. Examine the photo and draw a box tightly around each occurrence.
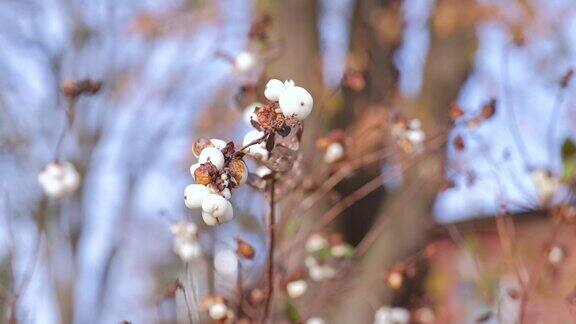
[261,178,276,323]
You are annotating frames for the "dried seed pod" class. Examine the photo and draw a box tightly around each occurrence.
[236,238,255,260]
[193,138,214,157]
[228,159,248,187]
[194,163,218,185]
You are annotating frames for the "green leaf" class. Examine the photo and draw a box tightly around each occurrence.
[285,299,300,323]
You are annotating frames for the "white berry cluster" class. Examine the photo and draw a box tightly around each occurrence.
[392,118,425,154]
[374,306,410,324]
[264,79,313,120]
[304,233,353,282]
[38,161,81,198]
[241,79,313,163]
[170,220,201,262]
[185,138,248,226]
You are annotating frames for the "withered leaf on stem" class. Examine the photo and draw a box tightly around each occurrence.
[262,144,297,172]
[560,68,574,88]
[250,119,263,131]
[265,133,276,152]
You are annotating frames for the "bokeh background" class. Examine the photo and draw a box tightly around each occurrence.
[1,0,576,323]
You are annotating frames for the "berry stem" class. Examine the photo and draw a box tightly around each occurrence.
[261,178,276,323]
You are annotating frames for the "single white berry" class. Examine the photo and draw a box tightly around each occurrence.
[214,249,238,275]
[279,86,313,120]
[309,265,324,281]
[221,188,232,200]
[202,194,233,225]
[306,317,325,324]
[305,234,328,253]
[264,78,286,101]
[548,245,564,264]
[324,142,345,163]
[184,184,210,209]
[286,280,308,299]
[243,102,262,125]
[254,166,272,178]
[209,303,228,320]
[210,138,227,150]
[234,51,257,73]
[199,147,225,170]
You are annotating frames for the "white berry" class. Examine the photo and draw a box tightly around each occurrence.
[234,51,256,73]
[201,194,234,225]
[324,142,345,163]
[264,79,286,101]
[199,147,225,170]
[243,102,262,125]
[279,86,313,120]
[286,280,308,299]
[184,184,210,209]
[210,138,227,150]
[209,303,228,320]
[38,162,81,198]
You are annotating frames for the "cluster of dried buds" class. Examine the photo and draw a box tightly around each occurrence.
[316,130,347,164]
[184,138,248,226]
[242,79,313,161]
[169,220,201,262]
[304,233,353,282]
[391,117,426,154]
[60,78,102,99]
[38,161,81,198]
[200,296,233,323]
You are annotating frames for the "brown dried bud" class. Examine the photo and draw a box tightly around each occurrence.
[453,135,465,151]
[315,137,331,150]
[61,79,80,98]
[236,238,255,260]
[385,270,404,290]
[481,99,496,119]
[228,159,248,187]
[449,102,464,121]
[194,163,218,185]
[256,102,286,131]
[163,279,182,298]
[193,138,214,157]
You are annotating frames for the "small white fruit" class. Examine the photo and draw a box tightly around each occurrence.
[184,184,210,209]
[279,86,313,120]
[209,303,228,320]
[234,51,256,73]
[264,78,286,101]
[286,280,308,299]
[201,194,234,225]
[199,147,225,170]
[324,142,345,163]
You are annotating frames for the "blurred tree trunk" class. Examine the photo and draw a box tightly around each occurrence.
[332,0,477,322]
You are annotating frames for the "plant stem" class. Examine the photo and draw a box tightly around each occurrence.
[261,179,276,323]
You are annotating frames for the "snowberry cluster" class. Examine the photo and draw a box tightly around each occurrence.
[170,220,201,262]
[38,161,81,198]
[184,138,248,226]
[316,130,347,164]
[374,306,410,324]
[304,233,353,282]
[241,79,313,160]
[391,118,425,154]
